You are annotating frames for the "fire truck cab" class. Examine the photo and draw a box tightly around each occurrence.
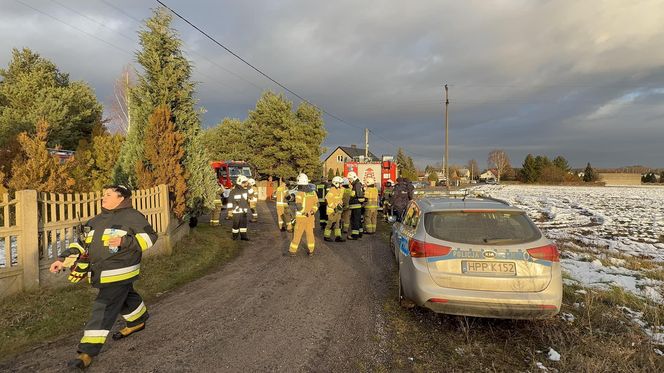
[210,160,253,189]
[343,155,398,191]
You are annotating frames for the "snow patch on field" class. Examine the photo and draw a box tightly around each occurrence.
[479,185,664,343]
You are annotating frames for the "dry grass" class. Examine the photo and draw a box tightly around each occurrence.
[378,282,663,372]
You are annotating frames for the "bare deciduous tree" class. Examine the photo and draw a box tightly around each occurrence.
[487,149,511,183]
[107,65,134,134]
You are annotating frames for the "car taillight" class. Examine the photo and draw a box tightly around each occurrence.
[527,244,560,262]
[409,239,452,258]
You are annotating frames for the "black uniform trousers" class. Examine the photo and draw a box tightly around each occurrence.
[79,283,148,356]
[319,202,328,229]
[350,207,363,238]
[232,212,248,239]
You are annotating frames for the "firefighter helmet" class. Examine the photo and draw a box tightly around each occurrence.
[297,173,309,185]
[236,175,248,185]
[365,177,375,186]
[248,178,256,186]
[347,171,357,181]
[386,179,393,187]
[332,176,343,186]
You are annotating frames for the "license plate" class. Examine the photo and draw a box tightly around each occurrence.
[462,261,516,275]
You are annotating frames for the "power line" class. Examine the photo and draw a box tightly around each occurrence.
[154,0,424,158]
[15,0,132,56]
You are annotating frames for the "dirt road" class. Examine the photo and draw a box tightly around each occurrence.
[3,202,395,372]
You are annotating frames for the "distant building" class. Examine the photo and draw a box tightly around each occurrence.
[322,145,378,177]
[479,170,497,182]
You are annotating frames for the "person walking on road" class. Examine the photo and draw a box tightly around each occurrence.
[390,177,413,222]
[49,185,158,370]
[228,175,251,240]
[247,178,258,222]
[316,179,328,231]
[341,178,352,234]
[347,171,365,240]
[289,173,318,256]
[363,178,379,234]
[381,179,394,222]
[275,179,293,232]
[324,176,345,242]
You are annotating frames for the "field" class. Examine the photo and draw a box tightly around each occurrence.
[478,184,664,345]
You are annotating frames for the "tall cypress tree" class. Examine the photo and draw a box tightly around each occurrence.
[115,7,216,217]
[520,154,537,183]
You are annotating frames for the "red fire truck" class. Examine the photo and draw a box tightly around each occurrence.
[343,156,398,191]
[210,160,253,189]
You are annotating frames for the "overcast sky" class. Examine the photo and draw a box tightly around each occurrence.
[1,0,663,169]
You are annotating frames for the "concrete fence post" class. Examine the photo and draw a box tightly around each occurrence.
[17,190,39,291]
[158,184,173,255]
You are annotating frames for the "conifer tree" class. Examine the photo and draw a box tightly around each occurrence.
[7,119,75,193]
[201,118,251,161]
[553,156,570,172]
[136,105,188,219]
[0,48,102,150]
[71,123,123,192]
[520,154,538,183]
[116,7,216,217]
[583,162,598,182]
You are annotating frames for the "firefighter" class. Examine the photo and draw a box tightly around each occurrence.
[275,178,293,232]
[363,177,379,234]
[324,176,345,242]
[289,173,318,256]
[341,178,352,234]
[381,179,394,222]
[316,178,328,230]
[247,178,258,222]
[347,171,365,240]
[49,185,158,369]
[228,175,250,240]
[210,184,225,226]
[391,177,413,222]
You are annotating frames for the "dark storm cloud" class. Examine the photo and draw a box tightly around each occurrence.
[1,0,663,168]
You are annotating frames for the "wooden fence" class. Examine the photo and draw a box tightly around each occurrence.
[0,184,188,299]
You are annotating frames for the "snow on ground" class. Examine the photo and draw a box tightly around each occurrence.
[478,185,664,342]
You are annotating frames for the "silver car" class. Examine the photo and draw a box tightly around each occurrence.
[391,194,562,319]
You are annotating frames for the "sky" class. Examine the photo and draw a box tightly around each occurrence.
[1,0,663,169]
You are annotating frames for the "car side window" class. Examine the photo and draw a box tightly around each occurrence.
[403,203,419,229]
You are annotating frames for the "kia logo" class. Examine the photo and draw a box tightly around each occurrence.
[483,251,496,259]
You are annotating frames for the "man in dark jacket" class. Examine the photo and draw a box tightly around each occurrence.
[347,171,365,240]
[390,177,413,222]
[50,185,158,369]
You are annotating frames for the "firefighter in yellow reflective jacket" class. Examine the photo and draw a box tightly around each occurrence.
[341,178,352,233]
[324,176,346,242]
[49,185,158,369]
[289,173,318,256]
[275,179,293,232]
[210,184,225,226]
[364,178,379,233]
[247,178,258,222]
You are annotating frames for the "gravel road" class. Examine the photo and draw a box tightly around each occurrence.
[3,202,395,372]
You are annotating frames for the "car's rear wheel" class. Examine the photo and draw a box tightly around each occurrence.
[398,266,415,309]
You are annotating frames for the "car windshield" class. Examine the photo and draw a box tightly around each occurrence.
[424,211,541,245]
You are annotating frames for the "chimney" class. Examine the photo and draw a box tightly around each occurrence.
[350,144,357,148]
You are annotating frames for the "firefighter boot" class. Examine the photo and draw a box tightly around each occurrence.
[67,353,93,369]
[112,322,145,340]
[335,236,346,242]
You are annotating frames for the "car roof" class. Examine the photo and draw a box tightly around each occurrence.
[416,196,522,213]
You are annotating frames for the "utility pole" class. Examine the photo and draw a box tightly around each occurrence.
[444,84,449,189]
[365,128,369,160]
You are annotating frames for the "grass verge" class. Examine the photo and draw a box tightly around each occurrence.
[374,225,663,372]
[0,225,240,359]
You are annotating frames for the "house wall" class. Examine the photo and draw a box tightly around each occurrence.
[323,148,350,178]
